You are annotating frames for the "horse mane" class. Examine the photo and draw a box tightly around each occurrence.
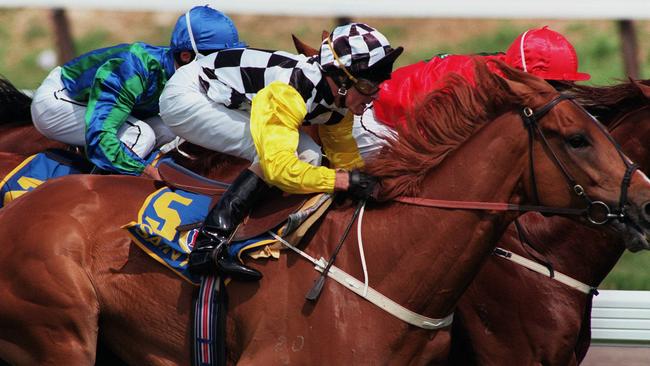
[566,79,650,125]
[366,61,540,199]
[0,76,32,126]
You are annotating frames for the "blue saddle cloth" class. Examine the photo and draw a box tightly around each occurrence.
[0,151,86,208]
[0,149,162,208]
[124,187,276,285]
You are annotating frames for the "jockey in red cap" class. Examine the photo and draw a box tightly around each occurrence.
[370,26,590,132]
[504,26,590,82]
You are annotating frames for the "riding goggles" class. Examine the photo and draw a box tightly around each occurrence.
[353,78,381,96]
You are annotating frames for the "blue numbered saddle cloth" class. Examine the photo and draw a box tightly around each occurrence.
[0,150,89,208]
[123,187,212,284]
[0,149,162,208]
[124,188,331,285]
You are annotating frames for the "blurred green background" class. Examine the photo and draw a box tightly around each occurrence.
[2,9,650,88]
[0,8,649,289]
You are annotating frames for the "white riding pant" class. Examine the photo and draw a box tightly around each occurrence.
[352,107,395,160]
[159,61,321,166]
[31,66,176,158]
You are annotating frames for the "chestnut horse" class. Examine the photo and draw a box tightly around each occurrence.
[0,78,64,155]
[2,63,650,365]
[0,152,26,178]
[450,81,650,366]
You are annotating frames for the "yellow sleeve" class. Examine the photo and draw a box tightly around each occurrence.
[250,81,336,194]
[318,112,364,170]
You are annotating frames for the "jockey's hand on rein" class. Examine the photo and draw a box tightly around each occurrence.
[348,170,379,200]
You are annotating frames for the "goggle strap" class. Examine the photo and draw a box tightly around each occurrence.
[327,37,358,83]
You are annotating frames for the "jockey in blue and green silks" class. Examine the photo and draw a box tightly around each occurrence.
[31,6,246,177]
[59,43,175,174]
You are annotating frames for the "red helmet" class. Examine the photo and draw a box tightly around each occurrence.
[504,26,590,81]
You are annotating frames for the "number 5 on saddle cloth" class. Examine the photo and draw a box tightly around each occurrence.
[123,165,332,284]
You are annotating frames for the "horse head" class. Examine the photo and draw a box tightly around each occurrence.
[369,59,650,251]
[495,61,650,250]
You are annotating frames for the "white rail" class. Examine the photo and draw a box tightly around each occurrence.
[0,0,650,19]
[592,290,650,344]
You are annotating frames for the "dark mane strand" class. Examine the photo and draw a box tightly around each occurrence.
[567,79,650,125]
[0,76,32,126]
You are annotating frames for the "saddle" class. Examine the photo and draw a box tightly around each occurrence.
[158,160,311,242]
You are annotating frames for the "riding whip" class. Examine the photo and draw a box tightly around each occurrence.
[305,199,365,301]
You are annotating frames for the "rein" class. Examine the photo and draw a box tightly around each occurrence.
[394,94,638,226]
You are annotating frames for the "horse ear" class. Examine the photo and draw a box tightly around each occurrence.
[631,78,650,100]
[490,59,554,95]
[484,59,525,94]
[322,30,330,41]
[292,34,319,57]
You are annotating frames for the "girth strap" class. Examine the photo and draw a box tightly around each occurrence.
[268,231,454,330]
[493,247,597,295]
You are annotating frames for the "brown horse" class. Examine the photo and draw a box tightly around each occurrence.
[450,80,650,366]
[0,152,26,178]
[0,78,64,155]
[2,62,650,365]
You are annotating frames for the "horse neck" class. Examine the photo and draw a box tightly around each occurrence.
[515,214,624,288]
[360,112,530,318]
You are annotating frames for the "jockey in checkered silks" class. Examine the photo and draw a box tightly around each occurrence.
[159,23,403,280]
[31,6,245,178]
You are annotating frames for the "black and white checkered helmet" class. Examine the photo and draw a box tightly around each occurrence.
[318,23,403,83]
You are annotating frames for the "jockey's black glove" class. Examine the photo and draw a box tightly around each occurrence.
[348,170,378,200]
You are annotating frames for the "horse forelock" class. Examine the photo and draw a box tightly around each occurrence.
[366,60,526,200]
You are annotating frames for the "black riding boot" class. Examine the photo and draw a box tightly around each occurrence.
[189,169,268,280]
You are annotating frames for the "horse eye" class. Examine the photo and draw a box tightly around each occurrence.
[567,134,590,149]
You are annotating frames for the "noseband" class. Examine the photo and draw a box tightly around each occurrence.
[395,93,638,225]
[520,94,638,224]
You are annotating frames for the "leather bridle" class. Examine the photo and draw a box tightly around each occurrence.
[395,93,638,225]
